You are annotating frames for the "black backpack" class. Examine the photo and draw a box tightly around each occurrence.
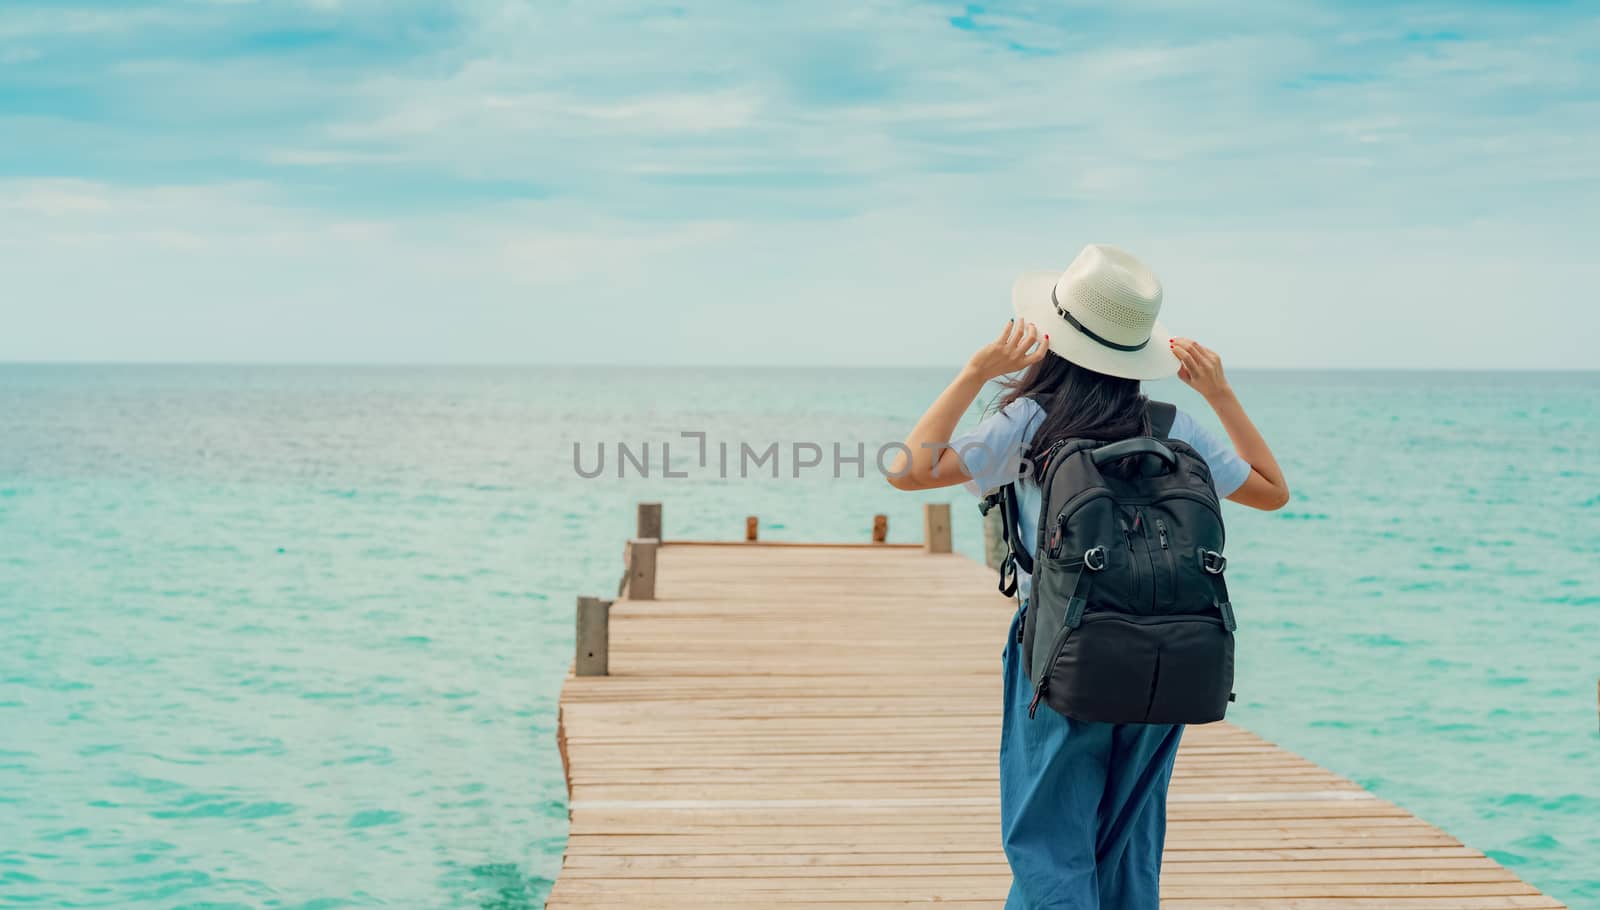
[984,400,1236,725]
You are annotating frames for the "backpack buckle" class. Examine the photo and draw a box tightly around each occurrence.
[1199,548,1227,574]
[998,554,1019,597]
[1083,546,1108,572]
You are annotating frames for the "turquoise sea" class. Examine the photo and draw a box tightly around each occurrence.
[2,365,1596,909]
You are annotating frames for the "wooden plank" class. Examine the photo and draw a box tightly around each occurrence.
[547,542,1564,909]
[548,899,1565,910]
[663,539,924,550]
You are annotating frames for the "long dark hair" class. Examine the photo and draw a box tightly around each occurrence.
[996,352,1147,481]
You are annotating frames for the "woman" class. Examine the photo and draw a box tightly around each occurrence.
[887,244,1289,909]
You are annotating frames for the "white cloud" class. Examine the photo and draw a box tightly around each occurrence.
[3,1,1599,366]
[0,8,184,39]
[3,177,1595,369]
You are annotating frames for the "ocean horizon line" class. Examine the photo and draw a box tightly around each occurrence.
[2,360,1596,374]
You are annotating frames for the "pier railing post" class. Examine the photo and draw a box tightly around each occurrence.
[923,503,952,554]
[637,502,662,541]
[625,538,659,600]
[575,596,612,676]
[982,506,1006,569]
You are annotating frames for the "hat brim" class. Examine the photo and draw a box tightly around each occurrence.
[1012,270,1180,381]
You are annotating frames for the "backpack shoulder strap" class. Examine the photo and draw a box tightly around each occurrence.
[987,393,1051,592]
[1146,399,1177,438]
[1000,483,1033,578]
[980,481,1033,597]
[982,394,1067,596]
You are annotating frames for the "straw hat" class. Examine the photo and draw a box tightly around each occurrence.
[1012,243,1180,380]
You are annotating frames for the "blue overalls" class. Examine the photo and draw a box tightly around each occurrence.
[1000,605,1183,909]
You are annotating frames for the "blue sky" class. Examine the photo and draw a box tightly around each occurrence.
[1,0,1597,367]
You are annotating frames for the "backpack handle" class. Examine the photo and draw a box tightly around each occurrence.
[1090,437,1178,471]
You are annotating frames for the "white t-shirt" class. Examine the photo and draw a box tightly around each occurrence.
[951,397,1250,601]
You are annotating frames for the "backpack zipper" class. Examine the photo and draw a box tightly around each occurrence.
[1133,508,1156,611]
[1153,490,1226,547]
[1125,512,1157,607]
[1028,623,1076,718]
[1156,517,1176,567]
[1040,487,1114,556]
[1156,516,1177,604]
[1038,438,1068,474]
[1028,681,1046,718]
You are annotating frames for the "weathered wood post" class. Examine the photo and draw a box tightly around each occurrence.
[923,502,952,554]
[637,501,662,540]
[626,538,658,600]
[872,514,888,544]
[575,596,612,676]
[982,506,1007,570]
[745,516,759,542]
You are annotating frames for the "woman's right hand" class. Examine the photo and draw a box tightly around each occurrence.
[965,320,1048,381]
[1170,337,1232,400]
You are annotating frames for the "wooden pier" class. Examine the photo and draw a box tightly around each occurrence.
[547,504,1565,909]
